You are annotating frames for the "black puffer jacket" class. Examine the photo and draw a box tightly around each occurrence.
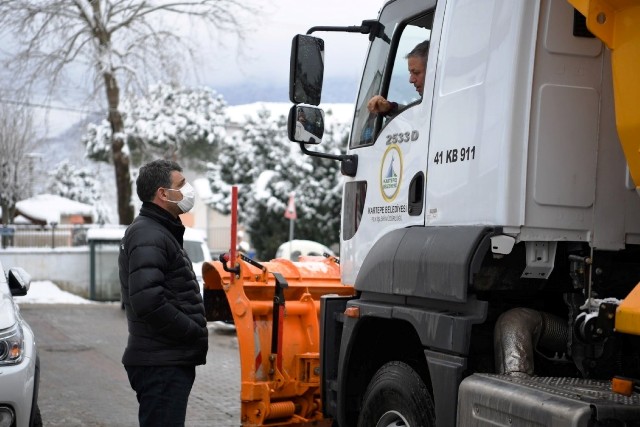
[119,202,208,366]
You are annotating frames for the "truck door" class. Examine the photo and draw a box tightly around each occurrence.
[341,1,440,285]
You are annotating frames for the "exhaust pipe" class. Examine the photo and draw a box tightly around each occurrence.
[494,308,569,376]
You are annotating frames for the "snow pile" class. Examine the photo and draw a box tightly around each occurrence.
[14,281,93,305]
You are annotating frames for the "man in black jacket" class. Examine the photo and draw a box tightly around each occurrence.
[119,159,208,426]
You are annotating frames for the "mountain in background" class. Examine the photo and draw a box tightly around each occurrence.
[35,77,360,223]
[40,75,361,166]
[216,76,361,105]
[33,115,118,222]
[40,115,99,168]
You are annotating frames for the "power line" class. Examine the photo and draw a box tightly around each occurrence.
[0,98,103,115]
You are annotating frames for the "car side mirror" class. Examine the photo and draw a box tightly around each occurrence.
[288,105,325,145]
[8,267,31,297]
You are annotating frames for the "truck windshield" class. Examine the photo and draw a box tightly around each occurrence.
[350,2,434,148]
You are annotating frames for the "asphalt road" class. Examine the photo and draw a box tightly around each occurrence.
[19,303,241,427]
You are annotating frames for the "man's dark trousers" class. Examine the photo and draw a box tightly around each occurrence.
[125,365,196,426]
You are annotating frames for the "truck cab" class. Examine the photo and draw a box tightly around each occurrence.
[287,0,640,425]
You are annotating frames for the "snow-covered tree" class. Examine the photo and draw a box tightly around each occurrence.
[0,101,38,225]
[293,117,347,246]
[207,108,292,257]
[47,160,112,224]
[83,83,227,170]
[207,108,290,218]
[0,0,259,225]
[207,107,347,260]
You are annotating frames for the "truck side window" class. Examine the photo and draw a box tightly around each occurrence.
[386,25,431,115]
[350,13,433,149]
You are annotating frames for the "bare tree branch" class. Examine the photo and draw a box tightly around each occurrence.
[0,97,39,224]
[0,0,261,224]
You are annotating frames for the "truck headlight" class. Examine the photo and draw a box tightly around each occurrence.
[0,323,24,365]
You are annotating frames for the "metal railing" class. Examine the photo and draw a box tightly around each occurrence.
[1,223,232,254]
[0,224,105,249]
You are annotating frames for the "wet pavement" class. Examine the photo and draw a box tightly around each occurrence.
[19,303,241,426]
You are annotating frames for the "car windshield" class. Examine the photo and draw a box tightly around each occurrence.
[184,241,205,263]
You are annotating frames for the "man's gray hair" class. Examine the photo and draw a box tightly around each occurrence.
[406,40,429,63]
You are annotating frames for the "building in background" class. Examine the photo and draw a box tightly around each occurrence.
[15,194,94,225]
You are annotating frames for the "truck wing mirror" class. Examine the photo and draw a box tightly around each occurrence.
[288,105,324,145]
[289,35,324,105]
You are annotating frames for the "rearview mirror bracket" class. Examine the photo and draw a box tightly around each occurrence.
[298,143,358,177]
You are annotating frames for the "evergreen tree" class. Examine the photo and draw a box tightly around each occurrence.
[83,83,227,171]
[207,106,347,260]
[47,160,111,224]
[294,117,347,246]
[207,107,290,221]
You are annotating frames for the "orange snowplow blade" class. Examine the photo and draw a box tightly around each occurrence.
[203,255,354,426]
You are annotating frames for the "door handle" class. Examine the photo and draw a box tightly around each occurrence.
[408,172,424,216]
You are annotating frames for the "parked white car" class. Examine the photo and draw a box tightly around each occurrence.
[0,262,41,427]
[182,227,213,294]
[275,240,335,261]
[99,226,213,306]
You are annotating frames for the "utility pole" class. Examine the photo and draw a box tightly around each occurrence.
[284,192,297,259]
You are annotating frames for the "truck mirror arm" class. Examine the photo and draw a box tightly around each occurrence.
[307,19,390,43]
[298,142,358,177]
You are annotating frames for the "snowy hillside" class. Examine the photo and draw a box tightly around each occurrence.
[226,102,354,125]
[36,100,355,225]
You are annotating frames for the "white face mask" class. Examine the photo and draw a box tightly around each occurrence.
[165,182,196,213]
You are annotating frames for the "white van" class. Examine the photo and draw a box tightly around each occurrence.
[182,227,212,291]
[275,240,335,261]
[88,226,212,305]
[87,226,210,275]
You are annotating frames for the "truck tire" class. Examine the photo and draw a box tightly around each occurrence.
[357,361,435,427]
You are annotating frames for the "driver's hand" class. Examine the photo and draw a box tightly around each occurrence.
[367,95,392,114]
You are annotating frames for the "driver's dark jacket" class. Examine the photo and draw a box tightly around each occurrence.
[119,202,208,366]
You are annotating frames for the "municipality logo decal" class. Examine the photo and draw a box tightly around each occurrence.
[380,144,403,202]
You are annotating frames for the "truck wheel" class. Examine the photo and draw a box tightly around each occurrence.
[357,361,435,427]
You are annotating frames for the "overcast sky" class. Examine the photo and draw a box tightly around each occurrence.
[196,0,385,88]
[27,0,385,137]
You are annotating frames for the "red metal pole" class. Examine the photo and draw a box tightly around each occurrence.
[230,186,238,274]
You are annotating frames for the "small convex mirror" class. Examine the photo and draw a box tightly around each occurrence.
[289,35,324,105]
[288,105,325,145]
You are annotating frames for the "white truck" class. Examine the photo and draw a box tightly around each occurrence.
[205,0,640,425]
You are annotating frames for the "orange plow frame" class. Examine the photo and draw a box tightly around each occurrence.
[203,254,354,426]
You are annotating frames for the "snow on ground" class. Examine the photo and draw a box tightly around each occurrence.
[14,280,94,305]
